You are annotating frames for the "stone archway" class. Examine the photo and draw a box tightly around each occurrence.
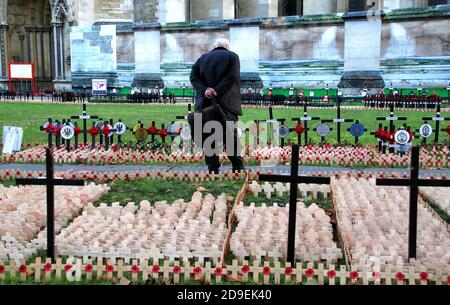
[0,0,73,92]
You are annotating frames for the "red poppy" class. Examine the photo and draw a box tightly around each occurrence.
[102,125,111,137]
[43,263,52,272]
[372,272,380,278]
[74,127,81,137]
[89,127,99,137]
[241,265,250,273]
[349,271,358,280]
[295,124,305,135]
[173,266,181,274]
[0,265,5,274]
[126,265,138,274]
[152,265,160,273]
[64,264,72,272]
[396,272,405,282]
[327,270,336,279]
[148,125,159,135]
[158,129,168,140]
[305,268,314,277]
[262,266,271,275]
[284,267,293,276]
[105,264,114,272]
[18,265,27,273]
[419,272,428,281]
[446,125,450,136]
[193,266,202,275]
[214,267,223,277]
[84,264,93,273]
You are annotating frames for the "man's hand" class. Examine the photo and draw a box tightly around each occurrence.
[204,87,217,99]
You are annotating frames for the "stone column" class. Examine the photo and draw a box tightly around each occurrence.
[132,23,164,89]
[303,0,337,15]
[228,19,262,89]
[158,0,188,23]
[338,12,385,96]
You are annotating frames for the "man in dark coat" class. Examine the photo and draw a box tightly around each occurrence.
[190,38,245,174]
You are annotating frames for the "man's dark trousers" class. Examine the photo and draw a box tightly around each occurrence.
[203,110,244,173]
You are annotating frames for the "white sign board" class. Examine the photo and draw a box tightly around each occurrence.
[92,79,107,95]
[10,64,33,79]
[2,126,23,154]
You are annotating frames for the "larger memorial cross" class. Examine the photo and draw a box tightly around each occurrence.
[259,144,331,263]
[376,146,450,260]
[291,99,320,145]
[422,102,450,144]
[70,103,99,145]
[321,96,354,143]
[15,148,84,260]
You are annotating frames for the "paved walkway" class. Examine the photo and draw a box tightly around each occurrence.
[1,163,449,176]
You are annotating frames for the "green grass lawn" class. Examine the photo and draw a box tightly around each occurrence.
[95,178,245,206]
[0,102,447,146]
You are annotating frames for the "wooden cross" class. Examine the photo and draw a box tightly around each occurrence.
[376,103,407,134]
[256,107,286,145]
[40,118,54,148]
[371,123,383,152]
[321,95,354,143]
[347,120,367,145]
[291,99,320,145]
[259,144,330,263]
[70,103,99,145]
[422,102,450,144]
[15,148,84,260]
[376,146,450,260]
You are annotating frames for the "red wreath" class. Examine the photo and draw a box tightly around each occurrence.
[295,124,305,135]
[158,128,168,140]
[349,271,359,280]
[102,125,111,137]
[305,268,315,278]
[262,266,271,275]
[0,265,5,274]
[446,125,450,136]
[54,126,62,137]
[64,264,72,272]
[409,131,414,142]
[74,126,81,137]
[148,125,159,135]
[375,129,384,138]
[89,127,99,137]
[44,123,55,134]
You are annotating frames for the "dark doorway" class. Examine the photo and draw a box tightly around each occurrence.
[348,0,367,12]
[279,0,302,16]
